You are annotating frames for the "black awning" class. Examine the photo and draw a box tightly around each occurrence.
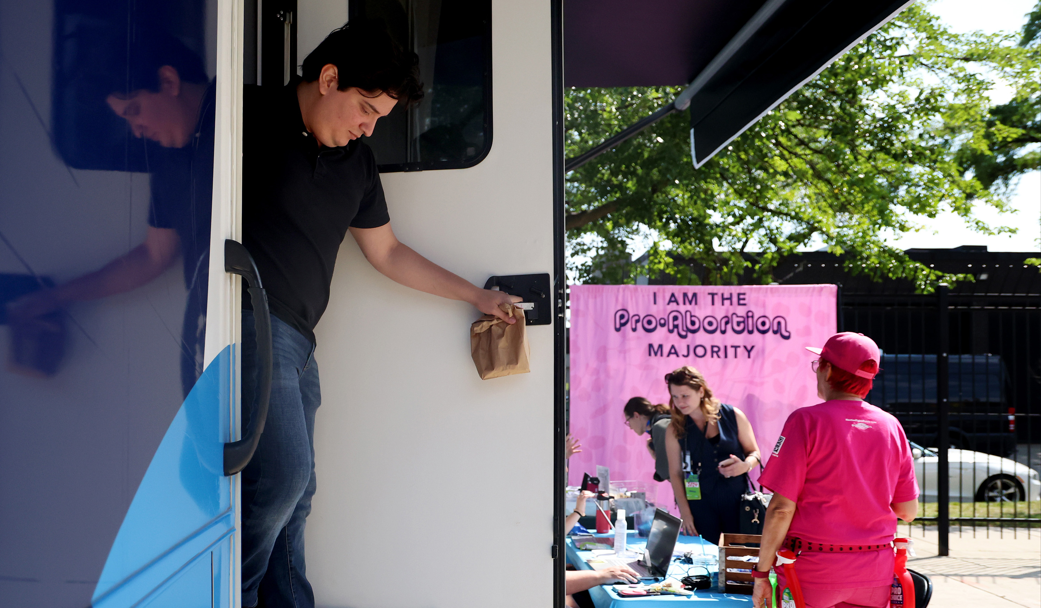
[564,0,915,168]
[563,0,768,88]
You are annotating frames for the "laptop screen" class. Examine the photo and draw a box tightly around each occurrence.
[644,509,681,577]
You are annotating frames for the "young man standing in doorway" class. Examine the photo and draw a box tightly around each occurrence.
[239,21,517,608]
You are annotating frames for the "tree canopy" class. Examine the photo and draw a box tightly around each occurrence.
[565,3,1041,289]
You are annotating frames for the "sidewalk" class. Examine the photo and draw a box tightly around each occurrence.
[904,525,1040,608]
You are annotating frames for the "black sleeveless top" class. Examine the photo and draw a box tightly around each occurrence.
[683,404,748,496]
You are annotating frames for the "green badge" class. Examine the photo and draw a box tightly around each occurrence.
[685,473,701,500]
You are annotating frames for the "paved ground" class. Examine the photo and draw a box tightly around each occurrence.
[903,524,1040,608]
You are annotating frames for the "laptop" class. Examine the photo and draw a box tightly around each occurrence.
[588,508,681,580]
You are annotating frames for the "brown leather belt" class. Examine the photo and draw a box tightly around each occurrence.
[783,537,892,553]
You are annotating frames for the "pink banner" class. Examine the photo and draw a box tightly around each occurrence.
[568,285,837,510]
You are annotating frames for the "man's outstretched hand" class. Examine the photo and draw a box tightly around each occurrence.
[472,288,522,324]
[6,289,63,326]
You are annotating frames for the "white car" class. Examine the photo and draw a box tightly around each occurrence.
[911,442,1041,503]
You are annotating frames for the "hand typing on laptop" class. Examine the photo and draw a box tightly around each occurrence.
[597,564,640,584]
[587,509,681,581]
[565,563,641,600]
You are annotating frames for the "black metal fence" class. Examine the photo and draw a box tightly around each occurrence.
[842,286,1040,551]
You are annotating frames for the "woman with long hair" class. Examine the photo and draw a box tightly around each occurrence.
[751,333,918,608]
[664,366,762,545]
[622,397,673,482]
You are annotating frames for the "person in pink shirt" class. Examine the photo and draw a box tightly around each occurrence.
[751,332,919,608]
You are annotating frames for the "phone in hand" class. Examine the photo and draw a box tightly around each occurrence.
[717,454,739,469]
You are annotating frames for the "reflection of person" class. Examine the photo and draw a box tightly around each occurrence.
[664,366,761,545]
[7,31,214,396]
[238,21,518,608]
[623,397,672,482]
[751,333,918,608]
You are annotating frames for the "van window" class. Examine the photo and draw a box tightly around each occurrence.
[351,0,492,171]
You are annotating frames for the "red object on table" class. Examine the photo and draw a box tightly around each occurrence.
[595,501,611,533]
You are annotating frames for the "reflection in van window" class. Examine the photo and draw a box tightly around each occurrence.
[352,0,492,171]
[1,2,221,605]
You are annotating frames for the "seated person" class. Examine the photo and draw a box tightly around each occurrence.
[566,565,639,608]
[565,490,594,535]
[564,440,638,607]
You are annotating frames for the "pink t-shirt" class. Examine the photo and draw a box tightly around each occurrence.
[759,400,919,589]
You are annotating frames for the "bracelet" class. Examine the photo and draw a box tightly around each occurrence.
[571,510,583,518]
[750,568,771,579]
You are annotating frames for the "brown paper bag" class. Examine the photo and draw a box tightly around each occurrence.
[470,304,530,379]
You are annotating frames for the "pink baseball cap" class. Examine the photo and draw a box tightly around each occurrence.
[806,332,880,379]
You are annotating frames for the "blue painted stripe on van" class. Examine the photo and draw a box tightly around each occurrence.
[92,346,234,605]
[94,515,232,608]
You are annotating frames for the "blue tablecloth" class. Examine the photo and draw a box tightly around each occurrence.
[566,532,753,608]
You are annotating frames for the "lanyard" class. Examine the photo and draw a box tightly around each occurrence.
[684,420,711,476]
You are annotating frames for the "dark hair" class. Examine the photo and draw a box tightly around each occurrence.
[101,24,208,96]
[821,358,877,398]
[301,20,424,108]
[623,397,670,419]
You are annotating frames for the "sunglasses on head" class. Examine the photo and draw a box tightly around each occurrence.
[665,370,698,385]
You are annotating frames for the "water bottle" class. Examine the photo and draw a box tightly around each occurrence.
[614,508,627,554]
[595,499,611,533]
[891,538,915,608]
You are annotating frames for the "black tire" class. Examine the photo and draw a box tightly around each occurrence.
[975,474,1024,502]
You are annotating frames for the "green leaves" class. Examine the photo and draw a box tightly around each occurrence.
[565,4,1039,291]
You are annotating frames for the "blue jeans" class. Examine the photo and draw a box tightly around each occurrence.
[240,309,320,608]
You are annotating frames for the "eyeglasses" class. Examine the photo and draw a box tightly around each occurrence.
[811,359,824,373]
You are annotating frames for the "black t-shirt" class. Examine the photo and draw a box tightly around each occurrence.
[149,80,216,292]
[242,79,391,344]
[148,81,217,394]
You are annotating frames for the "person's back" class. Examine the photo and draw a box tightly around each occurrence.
[755,333,919,606]
[648,414,671,481]
[767,398,917,589]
